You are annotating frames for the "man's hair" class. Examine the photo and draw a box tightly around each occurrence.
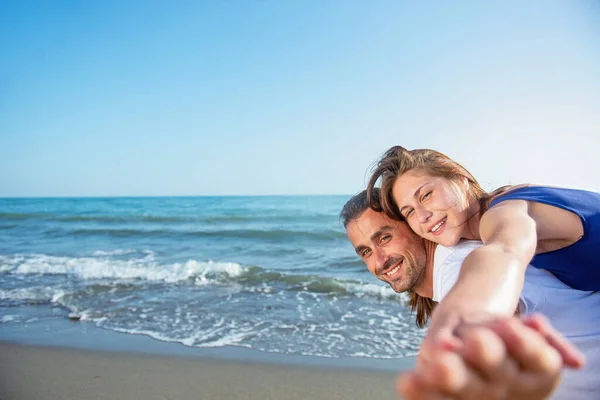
[340,188,436,328]
[340,188,381,228]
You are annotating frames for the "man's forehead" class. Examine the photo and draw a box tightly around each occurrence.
[347,209,403,238]
[359,208,393,226]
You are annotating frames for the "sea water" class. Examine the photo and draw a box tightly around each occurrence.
[0,196,423,359]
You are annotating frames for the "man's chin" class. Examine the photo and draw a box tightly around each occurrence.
[388,282,406,293]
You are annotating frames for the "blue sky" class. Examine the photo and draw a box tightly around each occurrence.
[1,1,599,197]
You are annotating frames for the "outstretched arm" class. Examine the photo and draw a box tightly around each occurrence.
[398,314,585,400]
[421,200,536,354]
[427,198,583,340]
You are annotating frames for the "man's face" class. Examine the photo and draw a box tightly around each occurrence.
[346,208,428,293]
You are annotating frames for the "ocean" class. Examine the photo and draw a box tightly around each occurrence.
[0,196,424,360]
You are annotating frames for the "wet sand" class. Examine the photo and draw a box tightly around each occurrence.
[0,342,405,400]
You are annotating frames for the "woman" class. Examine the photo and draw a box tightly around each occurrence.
[366,145,599,352]
[367,145,600,293]
[366,145,599,399]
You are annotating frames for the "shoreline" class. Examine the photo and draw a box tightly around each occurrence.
[0,314,416,372]
[0,342,402,400]
[0,317,412,400]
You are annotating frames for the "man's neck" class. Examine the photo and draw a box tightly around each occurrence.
[414,239,437,299]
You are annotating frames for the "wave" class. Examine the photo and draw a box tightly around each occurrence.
[63,227,347,241]
[0,212,43,220]
[0,254,242,283]
[0,223,18,230]
[0,253,405,302]
[0,287,60,307]
[0,212,335,224]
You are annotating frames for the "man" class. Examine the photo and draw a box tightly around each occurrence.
[340,189,598,399]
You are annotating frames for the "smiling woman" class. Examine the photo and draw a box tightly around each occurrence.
[365,144,600,399]
[367,145,600,292]
[391,170,476,247]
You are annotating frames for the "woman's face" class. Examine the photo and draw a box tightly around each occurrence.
[391,169,471,247]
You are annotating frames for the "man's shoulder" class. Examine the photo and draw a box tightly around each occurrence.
[439,240,483,264]
[432,240,483,302]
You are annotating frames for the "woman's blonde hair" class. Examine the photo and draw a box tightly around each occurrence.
[366,146,506,223]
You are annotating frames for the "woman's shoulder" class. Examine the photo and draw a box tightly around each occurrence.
[489,185,599,205]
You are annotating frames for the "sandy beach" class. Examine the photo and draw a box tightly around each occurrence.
[0,342,403,400]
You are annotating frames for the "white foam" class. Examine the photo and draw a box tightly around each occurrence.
[0,255,25,272]
[0,287,54,302]
[92,249,138,256]
[1,315,16,323]
[51,290,66,303]
[1,254,246,284]
[340,282,409,302]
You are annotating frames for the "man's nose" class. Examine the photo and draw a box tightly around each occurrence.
[374,247,388,270]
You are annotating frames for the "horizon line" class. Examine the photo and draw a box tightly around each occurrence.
[0,193,357,200]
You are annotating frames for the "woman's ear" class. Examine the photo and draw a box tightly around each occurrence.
[462,176,470,190]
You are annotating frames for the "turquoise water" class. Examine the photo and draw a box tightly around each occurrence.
[0,196,423,358]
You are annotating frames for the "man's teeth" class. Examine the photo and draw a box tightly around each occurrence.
[386,265,400,277]
[431,218,446,232]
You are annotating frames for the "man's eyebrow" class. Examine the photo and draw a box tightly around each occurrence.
[354,245,368,255]
[399,183,429,213]
[369,225,393,242]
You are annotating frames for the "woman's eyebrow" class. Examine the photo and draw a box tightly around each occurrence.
[399,183,430,213]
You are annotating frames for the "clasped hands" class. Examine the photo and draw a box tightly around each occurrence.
[397,313,585,400]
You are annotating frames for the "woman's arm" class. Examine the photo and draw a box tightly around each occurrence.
[430,195,583,320]
[411,200,585,400]
[432,199,536,320]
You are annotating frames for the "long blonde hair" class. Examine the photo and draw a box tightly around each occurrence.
[365,146,513,326]
[366,146,507,224]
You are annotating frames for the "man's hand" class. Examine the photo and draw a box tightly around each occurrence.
[396,314,584,400]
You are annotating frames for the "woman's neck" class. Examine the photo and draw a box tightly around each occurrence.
[462,198,483,241]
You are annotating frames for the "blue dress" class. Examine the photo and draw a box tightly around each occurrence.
[489,186,600,291]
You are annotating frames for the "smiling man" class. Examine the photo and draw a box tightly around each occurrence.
[340,189,596,400]
[340,188,437,327]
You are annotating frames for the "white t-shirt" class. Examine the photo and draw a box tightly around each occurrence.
[433,240,600,400]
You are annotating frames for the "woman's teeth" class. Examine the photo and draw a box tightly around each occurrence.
[431,217,446,233]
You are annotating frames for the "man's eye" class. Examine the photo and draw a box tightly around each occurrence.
[361,249,371,257]
[380,235,391,243]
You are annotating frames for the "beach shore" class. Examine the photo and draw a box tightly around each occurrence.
[0,342,403,400]
[0,317,414,400]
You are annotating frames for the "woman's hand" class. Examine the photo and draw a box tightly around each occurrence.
[397,314,584,400]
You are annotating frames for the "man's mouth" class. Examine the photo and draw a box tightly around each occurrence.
[428,217,447,236]
[386,265,401,278]
[382,259,403,279]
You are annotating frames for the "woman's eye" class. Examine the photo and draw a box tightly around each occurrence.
[422,191,432,201]
[405,209,414,218]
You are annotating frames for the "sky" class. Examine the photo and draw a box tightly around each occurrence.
[1,1,599,197]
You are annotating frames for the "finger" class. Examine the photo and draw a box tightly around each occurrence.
[488,318,563,373]
[397,372,452,400]
[507,370,562,399]
[458,325,519,385]
[416,350,493,399]
[419,335,462,365]
[423,312,465,359]
[522,313,585,369]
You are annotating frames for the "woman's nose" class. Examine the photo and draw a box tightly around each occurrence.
[415,205,432,224]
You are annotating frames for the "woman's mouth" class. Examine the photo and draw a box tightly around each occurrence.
[429,217,447,236]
